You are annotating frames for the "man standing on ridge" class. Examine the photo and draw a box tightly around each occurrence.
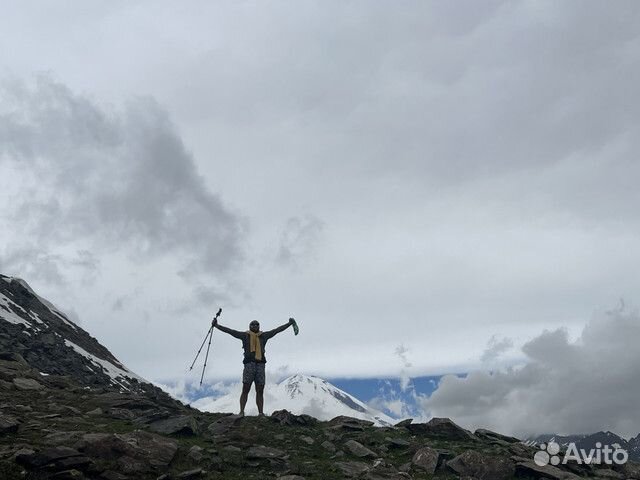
[213,317,295,416]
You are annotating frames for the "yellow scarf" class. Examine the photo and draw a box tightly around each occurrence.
[247,331,263,361]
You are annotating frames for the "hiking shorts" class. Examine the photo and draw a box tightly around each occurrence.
[242,362,266,385]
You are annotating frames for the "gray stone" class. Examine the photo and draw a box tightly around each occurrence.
[299,435,314,445]
[407,417,478,441]
[49,470,85,479]
[75,431,177,469]
[15,446,87,469]
[344,439,377,458]
[246,445,287,459]
[208,414,242,435]
[394,418,413,428]
[99,471,128,480]
[328,415,374,431]
[446,450,515,480]
[0,413,20,434]
[387,437,410,448]
[222,445,242,453]
[187,445,203,462]
[148,415,199,436]
[592,468,625,479]
[412,446,440,473]
[515,460,583,479]
[474,428,521,444]
[271,409,317,426]
[176,468,205,478]
[44,431,85,446]
[321,440,336,452]
[13,377,44,391]
[335,461,370,477]
[278,476,306,480]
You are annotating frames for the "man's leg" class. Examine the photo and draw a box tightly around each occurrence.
[240,382,252,415]
[256,383,264,415]
[255,363,266,415]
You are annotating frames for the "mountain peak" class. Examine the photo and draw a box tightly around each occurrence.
[0,274,146,391]
[194,373,395,426]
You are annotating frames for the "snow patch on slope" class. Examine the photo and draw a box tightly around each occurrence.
[10,277,78,329]
[64,339,147,389]
[0,292,37,330]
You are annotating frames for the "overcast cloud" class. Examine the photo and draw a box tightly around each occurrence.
[1,0,640,436]
[0,76,245,286]
[422,303,640,438]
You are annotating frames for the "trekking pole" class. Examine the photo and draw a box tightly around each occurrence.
[200,327,214,386]
[189,308,222,371]
[199,308,222,385]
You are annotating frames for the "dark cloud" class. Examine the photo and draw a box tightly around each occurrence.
[0,244,65,284]
[421,302,640,438]
[276,215,324,268]
[480,335,514,363]
[0,75,245,284]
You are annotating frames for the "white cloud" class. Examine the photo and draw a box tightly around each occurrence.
[421,302,640,438]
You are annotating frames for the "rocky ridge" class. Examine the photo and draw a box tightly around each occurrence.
[2,354,640,479]
[2,274,640,479]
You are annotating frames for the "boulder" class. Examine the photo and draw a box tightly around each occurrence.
[13,377,45,391]
[328,415,374,431]
[592,468,625,479]
[74,431,177,469]
[407,417,478,441]
[299,435,314,445]
[321,440,337,453]
[335,461,370,477]
[271,409,317,426]
[246,445,287,459]
[148,415,199,435]
[394,418,413,428]
[446,450,515,480]
[49,470,85,479]
[386,437,410,448]
[0,414,20,434]
[474,428,520,444]
[411,446,440,473]
[515,460,583,479]
[15,446,92,472]
[208,414,242,435]
[187,445,204,462]
[344,439,377,458]
[176,468,205,478]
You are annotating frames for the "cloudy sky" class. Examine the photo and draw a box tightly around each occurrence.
[1,1,640,436]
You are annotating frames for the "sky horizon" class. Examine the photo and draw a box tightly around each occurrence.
[2,0,640,438]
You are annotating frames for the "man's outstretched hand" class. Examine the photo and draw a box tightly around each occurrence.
[288,317,295,325]
[212,318,218,327]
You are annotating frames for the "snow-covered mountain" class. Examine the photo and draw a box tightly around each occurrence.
[0,274,146,391]
[193,374,396,426]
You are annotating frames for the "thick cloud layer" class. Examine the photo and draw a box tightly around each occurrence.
[422,303,640,438]
[0,76,244,284]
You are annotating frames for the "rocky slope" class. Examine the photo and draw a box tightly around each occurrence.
[0,275,145,392]
[2,274,640,479]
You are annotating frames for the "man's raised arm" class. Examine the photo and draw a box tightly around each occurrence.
[261,318,294,340]
[213,320,245,340]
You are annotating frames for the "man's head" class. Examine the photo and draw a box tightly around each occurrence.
[249,320,260,332]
